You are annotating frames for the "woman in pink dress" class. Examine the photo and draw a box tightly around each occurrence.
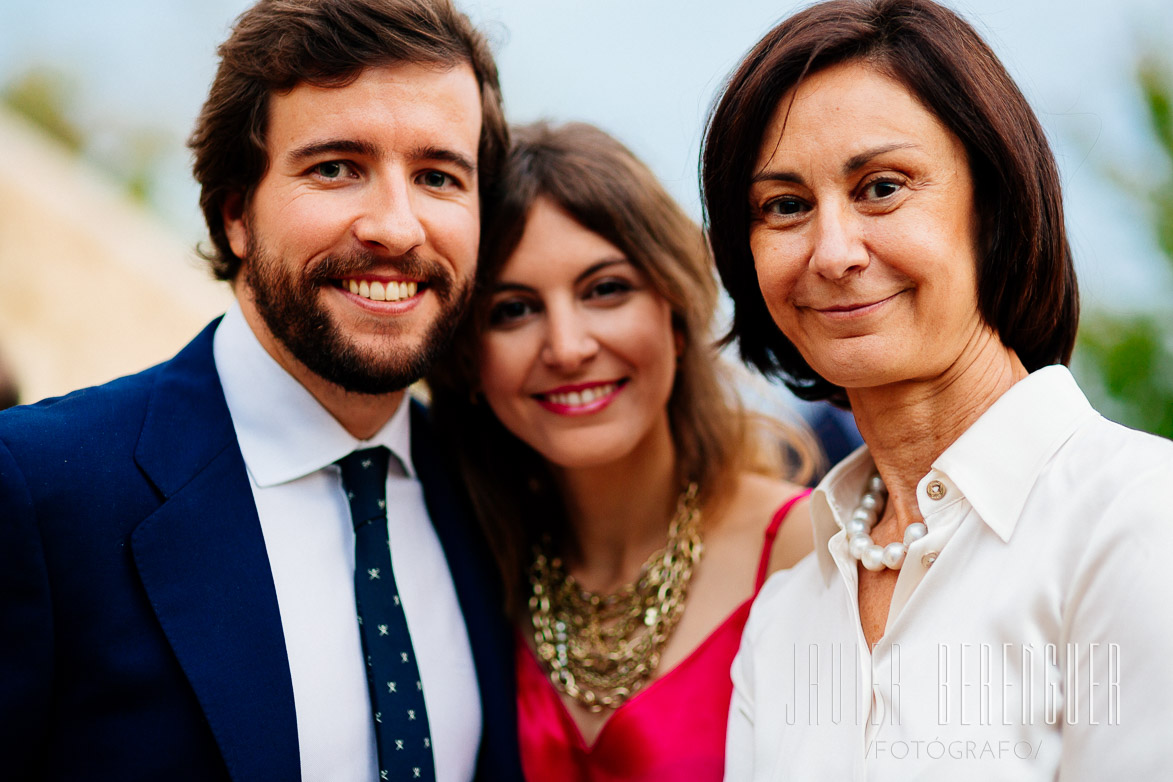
[428,121,815,780]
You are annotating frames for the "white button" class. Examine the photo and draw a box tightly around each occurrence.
[921,551,939,567]
[926,480,947,500]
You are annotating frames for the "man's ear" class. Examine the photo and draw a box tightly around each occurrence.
[222,192,249,260]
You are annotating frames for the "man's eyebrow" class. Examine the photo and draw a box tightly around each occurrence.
[413,145,477,176]
[285,139,379,166]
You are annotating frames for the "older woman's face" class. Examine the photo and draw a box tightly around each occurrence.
[748,60,987,391]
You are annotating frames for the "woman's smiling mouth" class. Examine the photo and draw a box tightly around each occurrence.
[809,290,905,319]
[534,379,627,415]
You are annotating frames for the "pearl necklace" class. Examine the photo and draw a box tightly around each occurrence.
[845,473,927,571]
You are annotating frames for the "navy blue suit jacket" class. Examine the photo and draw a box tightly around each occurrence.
[0,320,522,782]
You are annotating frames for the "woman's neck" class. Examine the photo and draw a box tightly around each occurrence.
[848,326,1028,529]
[552,418,681,594]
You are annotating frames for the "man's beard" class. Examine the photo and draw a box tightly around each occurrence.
[243,243,472,395]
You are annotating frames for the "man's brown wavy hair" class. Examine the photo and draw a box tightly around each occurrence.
[188,0,507,281]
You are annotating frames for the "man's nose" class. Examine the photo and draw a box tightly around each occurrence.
[353,174,426,256]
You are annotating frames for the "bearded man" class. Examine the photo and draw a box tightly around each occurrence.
[0,2,522,781]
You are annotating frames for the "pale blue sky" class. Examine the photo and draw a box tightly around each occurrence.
[2,0,1171,310]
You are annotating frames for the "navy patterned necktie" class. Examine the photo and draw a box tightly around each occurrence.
[337,447,436,782]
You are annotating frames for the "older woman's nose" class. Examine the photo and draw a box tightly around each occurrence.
[354,175,427,256]
[809,206,869,279]
[540,306,599,370]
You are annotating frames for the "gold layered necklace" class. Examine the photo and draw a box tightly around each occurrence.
[527,482,703,712]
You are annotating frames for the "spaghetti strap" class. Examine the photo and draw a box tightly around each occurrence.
[753,489,813,592]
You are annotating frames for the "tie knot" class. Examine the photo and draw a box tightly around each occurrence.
[337,447,391,529]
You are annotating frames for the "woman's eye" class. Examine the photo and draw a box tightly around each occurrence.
[312,161,353,180]
[488,298,535,326]
[419,170,455,189]
[587,279,632,299]
[862,179,903,199]
[764,197,808,216]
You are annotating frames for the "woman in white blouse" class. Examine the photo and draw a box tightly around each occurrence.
[701,0,1173,779]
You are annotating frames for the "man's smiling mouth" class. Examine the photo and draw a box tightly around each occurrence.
[336,277,421,302]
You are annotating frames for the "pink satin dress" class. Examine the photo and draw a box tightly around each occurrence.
[516,491,811,781]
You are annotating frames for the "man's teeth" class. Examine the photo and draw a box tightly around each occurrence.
[345,279,419,302]
[545,382,618,407]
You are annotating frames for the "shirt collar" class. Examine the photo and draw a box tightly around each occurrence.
[812,365,1096,583]
[212,302,416,487]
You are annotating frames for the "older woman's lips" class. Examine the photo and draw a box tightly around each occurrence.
[811,292,902,319]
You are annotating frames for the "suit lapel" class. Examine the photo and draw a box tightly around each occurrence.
[411,401,523,781]
[131,322,300,782]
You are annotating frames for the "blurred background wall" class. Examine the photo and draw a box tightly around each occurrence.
[0,0,1169,437]
[0,107,231,405]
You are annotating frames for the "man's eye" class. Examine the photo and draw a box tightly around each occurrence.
[419,170,454,189]
[312,161,352,180]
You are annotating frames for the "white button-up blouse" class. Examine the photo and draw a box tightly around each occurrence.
[725,366,1173,781]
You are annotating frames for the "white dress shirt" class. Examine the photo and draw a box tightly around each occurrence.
[213,304,481,782]
[726,366,1173,781]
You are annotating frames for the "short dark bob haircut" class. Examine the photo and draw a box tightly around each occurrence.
[189,0,507,282]
[702,0,1079,404]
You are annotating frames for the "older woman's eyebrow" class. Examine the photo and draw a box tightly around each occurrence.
[842,142,918,175]
[750,142,921,185]
[750,169,803,185]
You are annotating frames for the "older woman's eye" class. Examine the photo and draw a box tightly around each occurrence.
[488,298,536,327]
[862,179,903,199]
[763,196,809,217]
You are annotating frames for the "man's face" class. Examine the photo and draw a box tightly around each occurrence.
[225,62,483,395]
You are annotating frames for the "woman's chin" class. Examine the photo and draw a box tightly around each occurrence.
[533,445,630,472]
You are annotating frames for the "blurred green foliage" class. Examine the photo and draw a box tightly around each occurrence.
[1076,55,1173,438]
[2,66,168,207]
[1,68,84,153]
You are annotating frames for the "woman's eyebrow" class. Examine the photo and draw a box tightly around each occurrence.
[842,142,918,175]
[575,258,629,284]
[750,142,920,185]
[750,169,803,186]
[493,258,631,293]
[491,281,533,294]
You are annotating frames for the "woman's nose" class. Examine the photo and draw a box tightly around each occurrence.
[809,205,869,279]
[353,174,427,256]
[539,306,598,370]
